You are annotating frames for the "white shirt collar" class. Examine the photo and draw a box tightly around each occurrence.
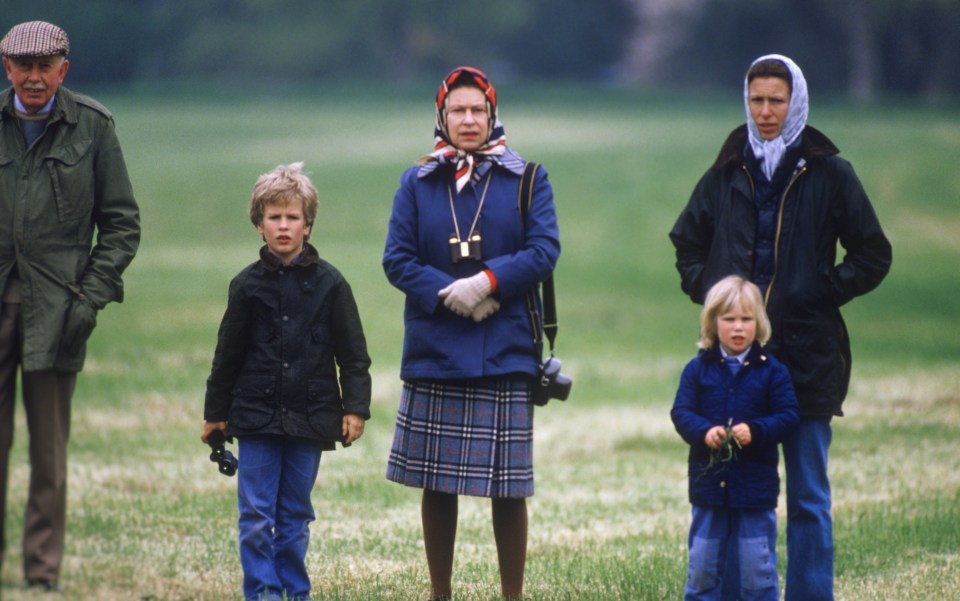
[14,94,56,116]
[720,346,750,364]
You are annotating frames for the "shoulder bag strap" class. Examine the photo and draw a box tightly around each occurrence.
[518,161,558,354]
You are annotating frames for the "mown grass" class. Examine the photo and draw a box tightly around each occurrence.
[0,85,957,600]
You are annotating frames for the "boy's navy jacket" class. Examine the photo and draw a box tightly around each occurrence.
[204,244,372,444]
[671,342,799,509]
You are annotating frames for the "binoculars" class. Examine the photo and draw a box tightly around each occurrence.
[207,429,238,477]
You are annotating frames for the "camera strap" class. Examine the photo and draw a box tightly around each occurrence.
[518,161,558,355]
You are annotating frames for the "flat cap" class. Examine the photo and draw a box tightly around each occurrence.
[0,21,70,58]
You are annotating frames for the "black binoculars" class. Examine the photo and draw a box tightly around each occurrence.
[207,429,238,477]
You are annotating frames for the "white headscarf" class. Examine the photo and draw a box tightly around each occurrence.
[744,54,808,180]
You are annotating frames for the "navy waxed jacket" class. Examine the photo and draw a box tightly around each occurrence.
[204,244,372,444]
[383,161,560,381]
[672,342,799,509]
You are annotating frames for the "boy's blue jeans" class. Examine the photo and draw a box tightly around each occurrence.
[685,506,779,601]
[238,435,323,601]
[782,417,834,601]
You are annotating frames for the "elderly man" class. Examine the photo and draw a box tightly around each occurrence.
[0,21,140,591]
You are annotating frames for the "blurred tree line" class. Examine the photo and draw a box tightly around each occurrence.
[4,0,958,100]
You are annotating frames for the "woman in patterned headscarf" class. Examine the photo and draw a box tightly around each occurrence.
[382,66,561,600]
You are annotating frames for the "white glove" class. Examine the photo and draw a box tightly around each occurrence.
[471,297,500,322]
[438,272,492,317]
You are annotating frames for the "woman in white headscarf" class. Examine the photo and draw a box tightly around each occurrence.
[670,54,891,601]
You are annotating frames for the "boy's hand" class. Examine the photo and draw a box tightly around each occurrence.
[704,425,727,450]
[342,413,365,446]
[201,421,227,444]
[730,423,752,447]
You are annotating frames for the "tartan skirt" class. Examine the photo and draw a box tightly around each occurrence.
[385,377,534,498]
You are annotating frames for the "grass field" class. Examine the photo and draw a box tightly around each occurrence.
[1,85,958,600]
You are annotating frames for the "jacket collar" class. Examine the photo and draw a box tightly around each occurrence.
[258,242,321,271]
[712,124,839,170]
[1,86,79,126]
[702,341,770,368]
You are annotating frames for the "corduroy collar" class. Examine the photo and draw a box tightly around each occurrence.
[258,242,321,272]
[712,124,840,170]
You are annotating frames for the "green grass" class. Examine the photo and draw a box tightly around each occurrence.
[1,86,958,599]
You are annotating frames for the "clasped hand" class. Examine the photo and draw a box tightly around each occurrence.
[438,272,499,322]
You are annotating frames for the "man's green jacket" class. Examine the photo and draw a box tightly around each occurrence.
[0,86,140,372]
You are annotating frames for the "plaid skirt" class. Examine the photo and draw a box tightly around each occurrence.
[385,377,534,498]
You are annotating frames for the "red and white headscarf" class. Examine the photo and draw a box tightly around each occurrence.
[418,66,509,192]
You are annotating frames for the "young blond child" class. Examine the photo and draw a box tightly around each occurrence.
[671,275,798,601]
[201,162,371,601]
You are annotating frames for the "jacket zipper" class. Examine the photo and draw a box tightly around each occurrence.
[764,162,808,306]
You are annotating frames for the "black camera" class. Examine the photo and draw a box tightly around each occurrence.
[449,232,483,263]
[532,356,572,406]
[207,429,238,477]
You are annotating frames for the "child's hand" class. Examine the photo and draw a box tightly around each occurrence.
[730,423,752,447]
[704,425,727,450]
[201,421,226,444]
[342,413,365,446]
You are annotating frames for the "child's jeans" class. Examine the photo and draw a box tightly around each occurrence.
[238,434,324,601]
[685,505,779,601]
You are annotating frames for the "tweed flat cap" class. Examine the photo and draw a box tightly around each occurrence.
[0,21,70,57]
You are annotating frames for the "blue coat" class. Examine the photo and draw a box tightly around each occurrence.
[671,343,799,509]
[383,160,560,381]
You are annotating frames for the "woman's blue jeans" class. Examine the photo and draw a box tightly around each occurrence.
[685,506,779,601]
[782,417,834,601]
[237,435,323,601]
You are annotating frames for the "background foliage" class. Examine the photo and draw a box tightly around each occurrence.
[3,0,959,98]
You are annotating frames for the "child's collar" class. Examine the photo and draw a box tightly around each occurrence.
[259,243,320,271]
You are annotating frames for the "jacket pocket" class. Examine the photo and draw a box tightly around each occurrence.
[781,317,843,396]
[45,139,95,222]
[306,378,343,439]
[228,374,277,430]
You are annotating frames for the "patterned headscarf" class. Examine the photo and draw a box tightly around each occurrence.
[744,54,809,180]
[418,66,508,192]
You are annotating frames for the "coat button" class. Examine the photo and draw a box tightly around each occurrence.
[720,481,726,488]
[282,315,289,322]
